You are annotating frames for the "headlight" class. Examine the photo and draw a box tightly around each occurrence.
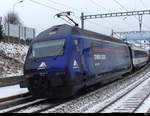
[55,72,66,76]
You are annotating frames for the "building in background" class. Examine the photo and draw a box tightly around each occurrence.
[113,31,150,50]
[3,23,35,45]
[4,23,35,40]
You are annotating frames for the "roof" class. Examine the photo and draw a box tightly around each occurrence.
[130,44,147,52]
[33,24,124,44]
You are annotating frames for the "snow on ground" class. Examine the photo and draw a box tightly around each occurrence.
[0,84,28,99]
[0,42,29,78]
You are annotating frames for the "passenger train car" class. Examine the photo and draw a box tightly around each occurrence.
[20,24,149,98]
[129,44,149,68]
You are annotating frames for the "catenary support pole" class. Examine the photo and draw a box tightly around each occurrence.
[81,12,84,29]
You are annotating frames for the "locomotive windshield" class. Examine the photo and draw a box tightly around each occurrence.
[29,39,66,59]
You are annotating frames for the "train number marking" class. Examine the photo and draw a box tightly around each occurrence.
[94,54,106,60]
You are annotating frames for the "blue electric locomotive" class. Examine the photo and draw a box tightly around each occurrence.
[20,24,133,98]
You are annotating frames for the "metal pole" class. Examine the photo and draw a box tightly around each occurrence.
[81,12,84,29]
[0,17,2,38]
[8,23,9,43]
[13,0,24,13]
[24,27,26,41]
[19,25,20,44]
[139,14,143,32]
[111,29,114,37]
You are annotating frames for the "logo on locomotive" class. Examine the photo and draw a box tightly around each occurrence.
[73,60,79,69]
[38,62,47,70]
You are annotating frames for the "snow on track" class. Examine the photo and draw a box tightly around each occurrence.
[0,84,28,99]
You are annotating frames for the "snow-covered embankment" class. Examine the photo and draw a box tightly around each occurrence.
[0,42,29,78]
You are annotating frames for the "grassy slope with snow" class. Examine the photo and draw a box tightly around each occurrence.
[0,42,29,78]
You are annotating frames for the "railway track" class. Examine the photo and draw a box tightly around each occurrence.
[5,99,49,113]
[0,64,150,113]
[0,93,68,113]
[0,92,33,111]
[0,92,30,103]
[41,64,150,113]
[2,99,67,113]
[0,92,47,113]
[95,71,150,113]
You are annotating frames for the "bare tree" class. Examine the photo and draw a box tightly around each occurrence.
[4,11,22,25]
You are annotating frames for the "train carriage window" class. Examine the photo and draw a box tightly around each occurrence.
[134,50,147,58]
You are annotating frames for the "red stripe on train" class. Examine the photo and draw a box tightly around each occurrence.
[93,47,124,53]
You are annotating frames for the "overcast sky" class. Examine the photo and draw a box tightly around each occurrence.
[0,0,150,36]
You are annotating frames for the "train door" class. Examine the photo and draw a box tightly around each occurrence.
[72,38,87,76]
[77,38,90,76]
[73,39,84,75]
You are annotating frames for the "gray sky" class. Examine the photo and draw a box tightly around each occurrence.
[0,0,150,36]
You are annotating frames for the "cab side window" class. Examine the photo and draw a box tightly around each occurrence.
[75,40,79,52]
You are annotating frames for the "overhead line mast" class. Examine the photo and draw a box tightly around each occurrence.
[81,10,150,31]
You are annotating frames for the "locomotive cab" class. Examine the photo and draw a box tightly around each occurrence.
[21,34,84,98]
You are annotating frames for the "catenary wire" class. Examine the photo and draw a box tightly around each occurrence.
[46,0,89,14]
[89,0,137,36]
[29,0,122,38]
[30,0,62,12]
[139,0,148,9]
[46,0,117,32]
[112,0,150,30]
